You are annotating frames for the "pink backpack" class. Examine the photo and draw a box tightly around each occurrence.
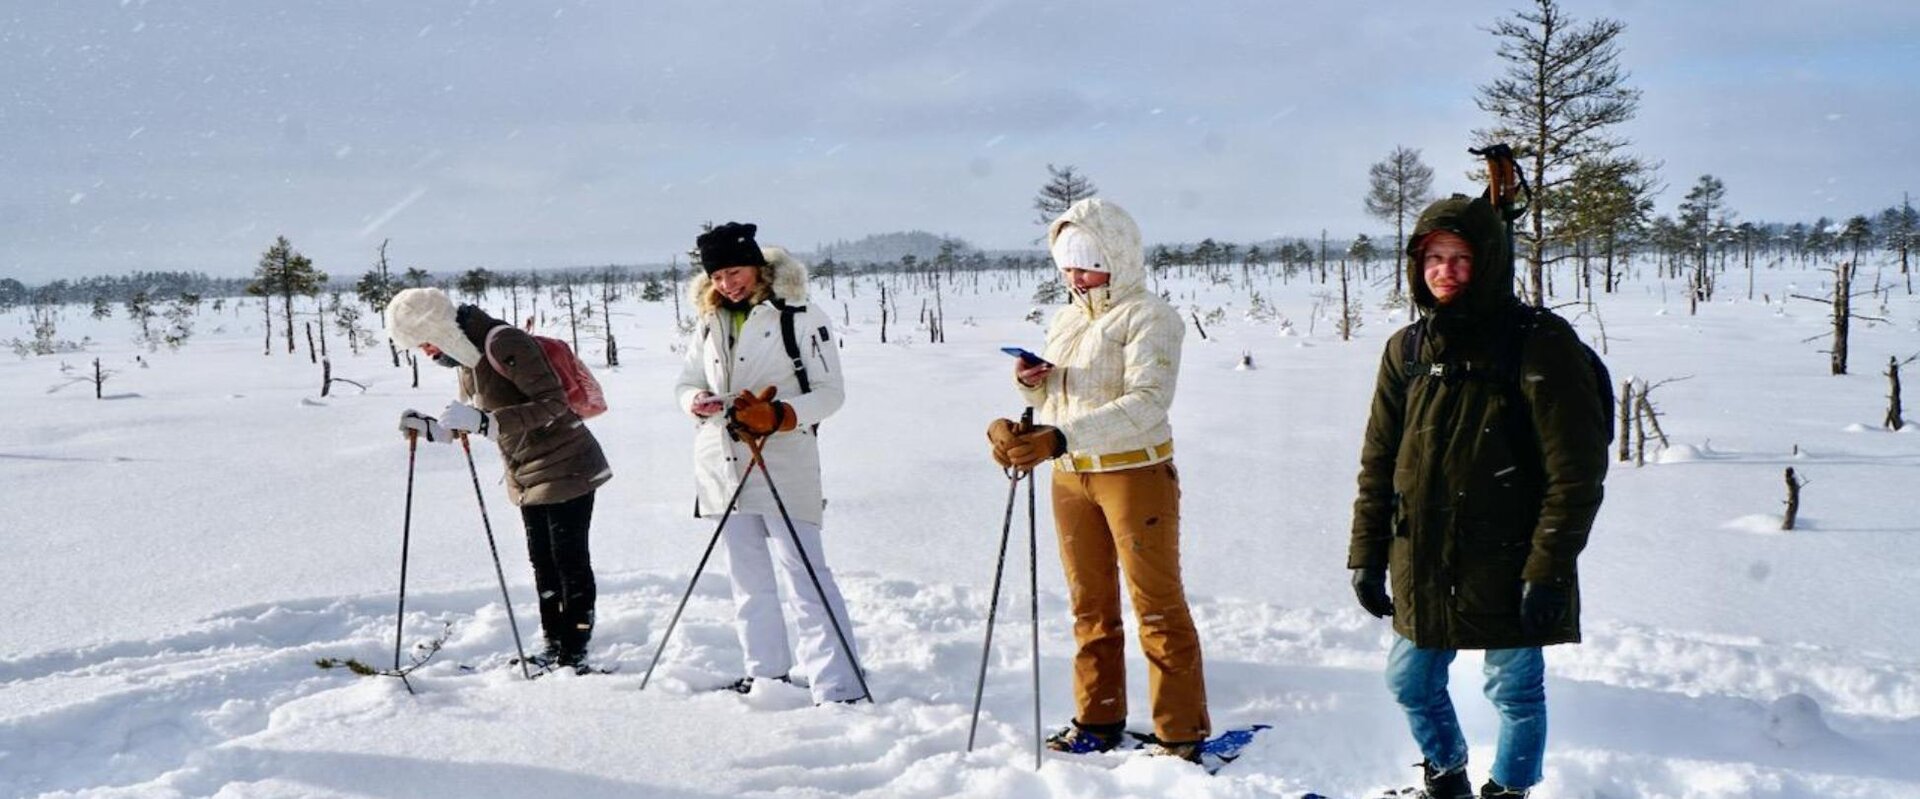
[485,328,608,419]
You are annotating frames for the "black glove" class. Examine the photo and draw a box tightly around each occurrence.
[1519,581,1569,636]
[1350,567,1393,619]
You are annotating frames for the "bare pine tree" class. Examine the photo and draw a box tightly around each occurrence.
[1034,164,1097,228]
[1677,174,1729,314]
[253,236,327,354]
[1363,146,1435,299]
[1476,0,1647,306]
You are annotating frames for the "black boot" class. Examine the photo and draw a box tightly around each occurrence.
[556,642,589,673]
[1479,780,1529,798]
[1419,760,1474,799]
[722,675,793,694]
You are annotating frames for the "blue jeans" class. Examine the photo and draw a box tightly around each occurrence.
[1386,635,1546,789]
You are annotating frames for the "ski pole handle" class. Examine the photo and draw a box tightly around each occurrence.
[1018,407,1034,434]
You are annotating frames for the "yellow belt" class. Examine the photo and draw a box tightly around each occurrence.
[1059,440,1174,472]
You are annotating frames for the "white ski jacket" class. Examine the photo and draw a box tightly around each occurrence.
[676,248,844,526]
[1019,199,1183,472]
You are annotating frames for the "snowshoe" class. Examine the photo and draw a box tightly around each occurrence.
[1044,719,1127,754]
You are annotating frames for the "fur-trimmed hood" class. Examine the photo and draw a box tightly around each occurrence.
[384,287,483,367]
[689,246,811,312]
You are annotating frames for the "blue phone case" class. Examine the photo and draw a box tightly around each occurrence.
[1001,347,1048,366]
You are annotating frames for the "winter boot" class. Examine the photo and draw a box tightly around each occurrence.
[516,640,566,670]
[722,675,793,694]
[555,642,590,674]
[1418,760,1474,799]
[1144,739,1203,764]
[1479,780,1529,798]
[1043,719,1127,754]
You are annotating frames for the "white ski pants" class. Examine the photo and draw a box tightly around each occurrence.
[720,513,864,703]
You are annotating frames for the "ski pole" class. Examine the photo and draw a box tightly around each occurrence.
[459,433,533,680]
[969,408,1036,756]
[1026,413,1043,772]
[965,454,1023,752]
[393,430,419,672]
[639,463,758,691]
[744,434,874,704]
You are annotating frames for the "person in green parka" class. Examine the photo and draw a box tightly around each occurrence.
[1348,193,1609,799]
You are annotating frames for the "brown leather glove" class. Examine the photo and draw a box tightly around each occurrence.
[986,418,1065,470]
[728,387,796,437]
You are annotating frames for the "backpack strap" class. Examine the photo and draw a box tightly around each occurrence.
[1402,308,1533,384]
[771,299,811,395]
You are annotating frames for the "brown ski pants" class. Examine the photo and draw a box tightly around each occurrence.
[1051,461,1210,743]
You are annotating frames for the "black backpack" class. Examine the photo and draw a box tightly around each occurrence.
[1401,306,1615,443]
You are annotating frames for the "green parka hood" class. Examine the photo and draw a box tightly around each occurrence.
[1407,193,1514,317]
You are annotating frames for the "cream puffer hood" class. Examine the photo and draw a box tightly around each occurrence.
[689,247,810,313]
[1021,198,1183,468]
[1047,198,1147,315]
[384,287,483,368]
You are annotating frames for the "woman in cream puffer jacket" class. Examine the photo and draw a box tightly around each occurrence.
[1017,198,1182,462]
[998,198,1210,757]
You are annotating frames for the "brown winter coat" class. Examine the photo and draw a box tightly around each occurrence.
[1348,194,1609,650]
[455,307,611,507]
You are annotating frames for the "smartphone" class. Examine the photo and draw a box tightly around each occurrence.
[1001,347,1052,368]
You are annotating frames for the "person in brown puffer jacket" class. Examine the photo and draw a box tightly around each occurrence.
[386,287,613,671]
[1348,194,1609,798]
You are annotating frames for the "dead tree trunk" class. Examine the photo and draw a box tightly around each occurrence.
[1190,309,1209,341]
[1338,259,1353,342]
[1633,399,1648,468]
[1636,391,1670,449]
[1617,380,1634,462]
[933,279,946,344]
[1781,467,1805,531]
[1889,356,1907,431]
[1832,261,1853,375]
[321,358,367,397]
[93,358,105,399]
[879,284,889,344]
[305,322,318,364]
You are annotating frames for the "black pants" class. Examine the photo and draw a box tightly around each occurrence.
[520,490,597,654]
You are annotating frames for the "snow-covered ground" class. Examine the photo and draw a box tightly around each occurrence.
[4,260,1918,798]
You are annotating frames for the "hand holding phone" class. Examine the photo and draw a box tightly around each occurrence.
[1004,347,1053,388]
[691,391,727,418]
[1000,346,1052,368]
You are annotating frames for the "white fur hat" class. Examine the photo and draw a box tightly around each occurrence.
[384,287,482,368]
[1050,224,1107,273]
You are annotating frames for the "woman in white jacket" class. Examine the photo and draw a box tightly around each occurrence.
[674,222,864,705]
[988,198,1210,760]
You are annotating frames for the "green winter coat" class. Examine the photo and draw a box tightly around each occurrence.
[1348,194,1609,650]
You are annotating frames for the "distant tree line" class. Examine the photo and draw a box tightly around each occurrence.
[0,272,250,310]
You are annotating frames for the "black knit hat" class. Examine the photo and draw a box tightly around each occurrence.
[696,222,768,274]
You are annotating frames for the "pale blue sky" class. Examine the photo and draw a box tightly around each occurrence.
[4,0,1915,282]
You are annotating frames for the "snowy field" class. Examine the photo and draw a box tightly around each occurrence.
[3,260,1919,798]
